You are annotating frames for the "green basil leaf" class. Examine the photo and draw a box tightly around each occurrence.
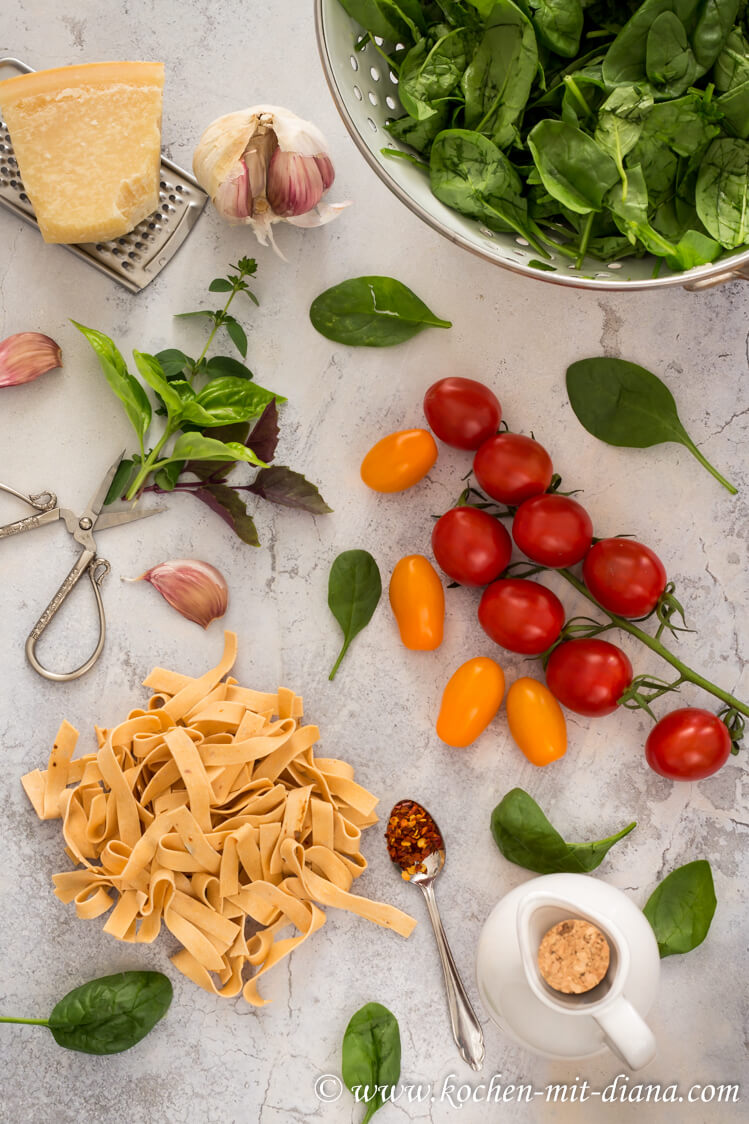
[175,310,216,320]
[462,0,538,148]
[490,788,636,874]
[529,120,620,214]
[247,466,333,514]
[342,1002,401,1124]
[208,278,234,292]
[695,136,749,248]
[643,860,716,957]
[155,348,192,378]
[132,351,185,419]
[48,971,172,1055]
[73,322,151,443]
[104,457,137,505]
[224,315,248,358]
[193,483,261,546]
[328,550,382,680]
[183,422,252,481]
[566,356,737,492]
[181,376,282,428]
[154,459,184,491]
[163,433,267,468]
[310,276,451,347]
[203,355,255,381]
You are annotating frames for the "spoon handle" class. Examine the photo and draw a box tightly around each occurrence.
[419,881,485,1071]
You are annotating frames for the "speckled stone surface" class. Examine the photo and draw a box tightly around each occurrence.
[1,4,747,1123]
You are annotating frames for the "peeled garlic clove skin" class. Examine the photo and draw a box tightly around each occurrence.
[213,158,251,222]
[138,559,228,629]
[193,109,260,212]
[267,149,325,217]
[0,332,62,387]
[285,200,353,229]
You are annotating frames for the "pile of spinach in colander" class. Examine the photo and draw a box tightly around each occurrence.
[339,0,749,271]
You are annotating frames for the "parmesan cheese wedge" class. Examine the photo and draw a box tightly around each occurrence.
[0,61,164,244]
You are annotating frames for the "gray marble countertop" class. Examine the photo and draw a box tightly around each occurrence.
[1,3,747,1122]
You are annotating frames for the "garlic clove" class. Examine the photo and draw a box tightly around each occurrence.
[266,149,324,217]
[0,332,62,387]
[133,559,228,629]
[213,159,251,222]
[315,154,335,191]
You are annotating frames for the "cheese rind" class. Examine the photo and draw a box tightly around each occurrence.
[0,62,164,244]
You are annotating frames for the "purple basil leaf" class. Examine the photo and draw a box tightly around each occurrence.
[247,466,333,514]
[246,401,280,464]
[194,483,260,546]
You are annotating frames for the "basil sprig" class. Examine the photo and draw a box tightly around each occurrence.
[342,1002,401,1124]
[643,859,717,957]
[491,787,636,874]
[566,357,737,494]
[328,550,383,680]
[309,276,451,347]
[0,971,172,1055]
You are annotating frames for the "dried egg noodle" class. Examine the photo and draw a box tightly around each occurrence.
[22,632,416,1005]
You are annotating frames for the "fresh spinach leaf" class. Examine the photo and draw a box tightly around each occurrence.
[462,0,538,147]
[526,0,584,58]
[490,788,636,874]
[337,0,407,40]
[717,78,749,139]
[386,102,451,153]
[342,1002,401,1124]
[400,29,473,121]
[328,550,382,679]
[713,26,749,91]
[645,11,698,96]
[528,120,620,212]
[73,323,152,445]
[310,276,451,347]
[695,136,749,247]
[566,356,737,493]
[594,87,654,180]
[691,0,741,70]
[247,466,334,513]
[643,859,716,957]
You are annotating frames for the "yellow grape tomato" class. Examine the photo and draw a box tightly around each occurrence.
[436,657,506,748]
[389,554,445,650]
[506,677,567,766]
[361,429,438,493]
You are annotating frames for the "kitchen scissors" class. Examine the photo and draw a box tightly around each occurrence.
[0,451,163,681]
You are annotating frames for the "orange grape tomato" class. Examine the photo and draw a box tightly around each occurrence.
[360,429,438,493]
[506,677,567,766]
[436,657,506,748]
[389,554,445,650]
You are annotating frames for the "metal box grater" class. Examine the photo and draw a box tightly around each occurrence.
[0,57,208,293]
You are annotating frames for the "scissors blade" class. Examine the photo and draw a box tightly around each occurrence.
[93,507,166,532]
[82,450,128,524]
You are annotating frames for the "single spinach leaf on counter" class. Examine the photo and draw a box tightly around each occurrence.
[328,550,382,680]
[565,356,738,493]
[342,1002,401,1124]
[528,120,620,213]
[47,971,172,1055]
[643,860,716,957]
[695,137,749,248]
[462,0,538,148]
[310,277,451,347]
[490,788,636,874]
[73,322,152,446]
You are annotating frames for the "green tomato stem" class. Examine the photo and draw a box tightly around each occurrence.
[0,1016,50,1025]
[558,569,749,718]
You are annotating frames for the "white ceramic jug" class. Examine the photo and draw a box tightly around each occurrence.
[476,873,660,1069]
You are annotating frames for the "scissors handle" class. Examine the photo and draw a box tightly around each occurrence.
[25,550,111,682]
[0,510,58,538]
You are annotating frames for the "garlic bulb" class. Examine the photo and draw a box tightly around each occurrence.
[0,332,62,387]
[131,559,228,629]
[193,105,350,253]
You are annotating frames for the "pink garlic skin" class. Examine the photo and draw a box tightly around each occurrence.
[266,149,327,217]
[139,559,229,629]
[213,160,251,222]
[0,332,62,387]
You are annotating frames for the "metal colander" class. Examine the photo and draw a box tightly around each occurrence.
[315,1,749,292]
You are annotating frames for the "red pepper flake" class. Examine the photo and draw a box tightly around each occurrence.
[385,799,443,879]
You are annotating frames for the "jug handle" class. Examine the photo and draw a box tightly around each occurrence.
[595,997,656,1071]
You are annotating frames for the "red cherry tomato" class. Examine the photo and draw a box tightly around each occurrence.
[478,578,565,655]
[645,708,732,780]
[473,433,553,505]
[512,494,593,568]
[423,377,501,450]
[583,538,667,618]
[432,507,512,587]
[546,638,633,717]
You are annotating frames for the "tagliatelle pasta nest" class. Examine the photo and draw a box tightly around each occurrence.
[22,632,416,1006]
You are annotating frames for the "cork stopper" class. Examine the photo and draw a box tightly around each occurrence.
[537,918,610,995]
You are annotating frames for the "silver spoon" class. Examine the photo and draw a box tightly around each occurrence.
[387,800,485,1071]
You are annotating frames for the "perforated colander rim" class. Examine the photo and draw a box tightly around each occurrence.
[315,0,749,292]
